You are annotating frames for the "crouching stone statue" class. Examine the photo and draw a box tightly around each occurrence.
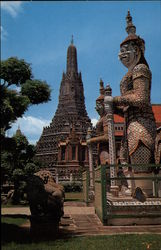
[26,170,64,237]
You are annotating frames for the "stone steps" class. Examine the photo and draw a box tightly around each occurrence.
[60,213,161,236]
[2,203,161,236]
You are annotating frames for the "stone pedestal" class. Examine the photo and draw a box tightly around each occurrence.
[123,168,135,196]
[88,185,95,202]
[110,185,119,197]
[133,172,153,196]
[106,193,161,226]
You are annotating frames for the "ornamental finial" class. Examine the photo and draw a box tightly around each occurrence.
[99,78,104,95]
[126,10,136,35]
[71,35,74,45]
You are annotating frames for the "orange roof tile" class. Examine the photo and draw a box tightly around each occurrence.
[152,105,161,124]
[114,114,124,123]
[113,105,161,127]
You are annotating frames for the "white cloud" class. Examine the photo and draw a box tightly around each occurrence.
[91,118,98,127]
[7,116,98,144]
[1,26,8,40]
[28,139,39,146]
[1,1,23,17]
[7,116,51,145]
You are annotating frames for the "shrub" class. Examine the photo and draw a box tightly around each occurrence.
[61,181,82,192]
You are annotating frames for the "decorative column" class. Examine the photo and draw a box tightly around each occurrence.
[86,127,95,200]
[104,85,119,196]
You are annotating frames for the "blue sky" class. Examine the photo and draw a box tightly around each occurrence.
[1,1,161,144]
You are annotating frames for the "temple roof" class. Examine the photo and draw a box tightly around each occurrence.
[114,104,161,127]
[152,104,161,127]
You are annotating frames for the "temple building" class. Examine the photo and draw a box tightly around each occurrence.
[35,39,92,177]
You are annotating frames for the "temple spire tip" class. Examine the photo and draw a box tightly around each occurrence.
[67,35,78,73]
[71,35,74,45]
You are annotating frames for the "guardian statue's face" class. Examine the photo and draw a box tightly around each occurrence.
[95,101,104,117]
[118,41,141,69]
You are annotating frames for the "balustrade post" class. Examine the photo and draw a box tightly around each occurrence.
[104,85,119,196]
[86,127,95,201]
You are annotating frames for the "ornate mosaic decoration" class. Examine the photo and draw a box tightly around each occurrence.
[113,10,156,165]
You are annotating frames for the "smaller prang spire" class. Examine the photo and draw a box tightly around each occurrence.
[15,125,23,136]
[126,10,136,35]
[66,35,78,74]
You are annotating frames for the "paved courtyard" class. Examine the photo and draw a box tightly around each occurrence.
[2,202,161,236]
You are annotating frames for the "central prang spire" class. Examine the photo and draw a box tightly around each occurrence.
[66,35,78,74]
[36,39,92,172]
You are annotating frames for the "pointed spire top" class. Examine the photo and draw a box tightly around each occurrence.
[16,125,23,136]
[126,10,136,35]
[99,78,104,95]
[71,35,74,45]
[17,124,21,132]
[96,78,105,101]
[67,36,78,74]
[126,10,132,23]
[100,78,104,86]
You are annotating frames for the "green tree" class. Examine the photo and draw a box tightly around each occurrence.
[0,57,50,204]
[0,57,32,86]
[0,57,51,132]
[1,151,14,184]
[1,128,42,204]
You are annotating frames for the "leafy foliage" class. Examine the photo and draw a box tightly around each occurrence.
[1,129,42,204]
[21,80,51,104]
[61,181,82,192]
[24,163,40,176]
[0,57,51,131]
[0,57,32,86]
[0,88,30,131]
[1,151,14,182]
[0,56,51,204]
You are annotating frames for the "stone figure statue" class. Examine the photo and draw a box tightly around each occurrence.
[113,10,156,166]
[87,79,109,165]
[27,170,64,221]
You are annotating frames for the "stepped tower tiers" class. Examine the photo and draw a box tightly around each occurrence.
[36,39,92,177]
